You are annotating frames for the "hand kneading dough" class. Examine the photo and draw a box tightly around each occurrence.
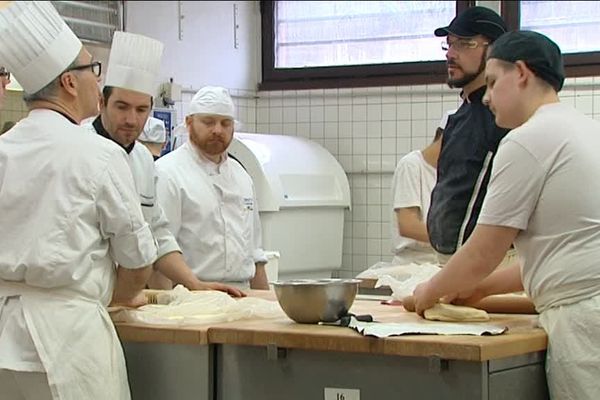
[424,303,490,322]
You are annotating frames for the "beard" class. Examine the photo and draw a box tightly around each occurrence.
[188,125,232,158]
[446,52,486,89]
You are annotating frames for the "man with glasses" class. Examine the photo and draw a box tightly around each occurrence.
[87,32,244,297]
[413,30,600,398]
[0,66,9,109]
[66,60,102,76]
[0,2,158,399]
[426,7,511,265]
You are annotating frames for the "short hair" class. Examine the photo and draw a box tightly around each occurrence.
[102,85,154,108]
[22,58,79,105]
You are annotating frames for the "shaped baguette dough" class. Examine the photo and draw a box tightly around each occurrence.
[424,303,490,322]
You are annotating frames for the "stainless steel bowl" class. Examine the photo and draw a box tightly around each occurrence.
[272,278,361,324]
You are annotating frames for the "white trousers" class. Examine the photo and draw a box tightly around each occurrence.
[539,294,600,399]
[0,369,53,400]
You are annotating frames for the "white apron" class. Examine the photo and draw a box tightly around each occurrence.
[0,281,130,400]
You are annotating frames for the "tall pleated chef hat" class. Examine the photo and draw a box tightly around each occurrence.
[140,116,167,143]
[104,31,164,96]
[0,1,82,94]
[188,86,235,119]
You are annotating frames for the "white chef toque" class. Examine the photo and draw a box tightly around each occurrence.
[0,1,82,94]
[438,109,456,130]
[188,86,235,119]
[104,31,164,96]
[140,117,167,143]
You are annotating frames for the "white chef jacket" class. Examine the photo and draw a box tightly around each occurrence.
[156,142,267,283]
[0,110,157,399]
[390,150,437,264]
[86,118,181,260]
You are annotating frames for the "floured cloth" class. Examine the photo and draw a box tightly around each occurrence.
[373,263,442,300]
[347,316,506,338]
[357,262,440,281]
[109,285,284,326]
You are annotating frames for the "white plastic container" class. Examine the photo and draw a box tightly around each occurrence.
[229,133,351,280]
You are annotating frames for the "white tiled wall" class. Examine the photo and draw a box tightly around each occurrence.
[248,84,461,278]
[247,77,600,278]
[0,91,27,132]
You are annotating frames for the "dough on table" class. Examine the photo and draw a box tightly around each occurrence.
[424,303,490,322]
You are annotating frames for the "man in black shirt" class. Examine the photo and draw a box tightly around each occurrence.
[427,7,510,261]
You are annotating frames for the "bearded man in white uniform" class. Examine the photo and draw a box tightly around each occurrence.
[412,31,600,398]
[156,86,269,290]
[0,2,158,399]
[87,33,243,297]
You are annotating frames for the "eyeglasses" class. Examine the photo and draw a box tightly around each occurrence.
[64,61,102,77]
[441,39,489,52]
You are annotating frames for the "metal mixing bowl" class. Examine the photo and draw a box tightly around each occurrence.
[272,278,361,324]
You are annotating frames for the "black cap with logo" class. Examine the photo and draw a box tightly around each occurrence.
[489,30,565,92]
[435,6,507,41]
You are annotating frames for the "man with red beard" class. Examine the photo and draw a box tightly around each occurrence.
[155,86,269,290]
[427,7,511,264]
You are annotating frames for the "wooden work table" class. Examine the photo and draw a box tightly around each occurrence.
[114,291,550,400]
[208,298,546,362]
[115,291,547,361]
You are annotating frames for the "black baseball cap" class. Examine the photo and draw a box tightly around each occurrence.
[435,6,507,41]
[488,30,565,92]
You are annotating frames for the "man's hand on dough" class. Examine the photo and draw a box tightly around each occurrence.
[442,287,486,306]
[412,282,439,317]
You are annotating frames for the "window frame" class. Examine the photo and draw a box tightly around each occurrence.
[501,1,600,77]
[259,0,474,90]
[52,0,123,46]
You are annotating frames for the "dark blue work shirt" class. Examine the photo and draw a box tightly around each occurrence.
[427,86,509,255]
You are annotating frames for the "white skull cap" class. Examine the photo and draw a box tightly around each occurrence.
[439,109,457,130]
[104,31,164,96]
[187,86,235,119]
[140,116,166,143]
[0,1,82,94]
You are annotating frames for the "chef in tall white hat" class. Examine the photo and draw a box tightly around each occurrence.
[139,116,167,160]
[87,32,244,297]
[0,2,158,399]
[155,86,270,290]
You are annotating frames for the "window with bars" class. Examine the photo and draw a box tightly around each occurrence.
[502,0,600,77]
[52,1,122,45]
[261,1,472,90]
[275,1,455,68]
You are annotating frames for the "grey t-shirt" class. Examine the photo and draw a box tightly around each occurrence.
[479,102,600,312]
